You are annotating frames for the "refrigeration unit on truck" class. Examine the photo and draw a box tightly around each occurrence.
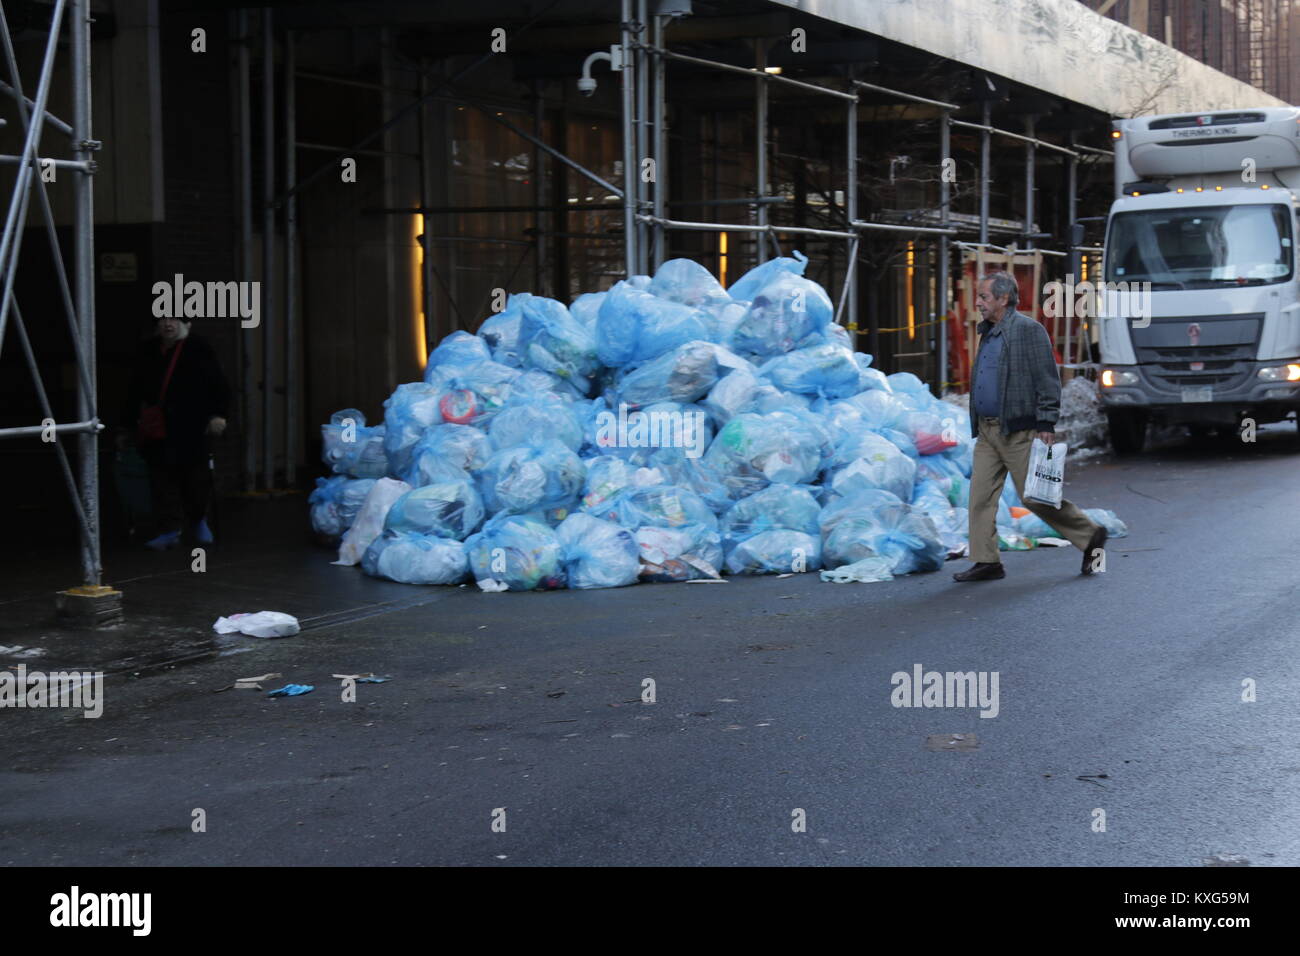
[1097,107,1300,453]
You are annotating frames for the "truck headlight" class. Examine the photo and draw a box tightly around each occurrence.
[1256,363,1300,382]
[1101,368,1139,387]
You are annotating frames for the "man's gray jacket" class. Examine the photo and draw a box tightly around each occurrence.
[968,309,1061,438]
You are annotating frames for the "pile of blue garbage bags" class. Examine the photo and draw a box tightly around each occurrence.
[309,252,1126,590]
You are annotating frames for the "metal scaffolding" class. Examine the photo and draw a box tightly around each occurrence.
[0,0,113,617]
[242,0,1105,497]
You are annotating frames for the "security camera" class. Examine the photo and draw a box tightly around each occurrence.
[577,76,597,96]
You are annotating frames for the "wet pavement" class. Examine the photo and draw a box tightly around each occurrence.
[3,425,1300,866]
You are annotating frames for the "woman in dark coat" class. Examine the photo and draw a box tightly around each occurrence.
[124,316,230,549]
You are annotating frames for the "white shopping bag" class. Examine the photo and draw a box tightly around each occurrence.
[1024,437,1067,508]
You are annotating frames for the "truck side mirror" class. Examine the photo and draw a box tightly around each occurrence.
[1070,223,1086,246]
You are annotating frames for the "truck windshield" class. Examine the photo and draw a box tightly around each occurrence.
[1105,203,1294,287]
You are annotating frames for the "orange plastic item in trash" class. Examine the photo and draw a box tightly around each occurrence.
[1009,506,1031,519]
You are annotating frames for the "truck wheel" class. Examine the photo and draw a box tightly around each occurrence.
[1107,410,1147,455]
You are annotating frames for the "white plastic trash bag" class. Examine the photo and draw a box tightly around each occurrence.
[1024,438,1067,508]
[336,477,412,566]
[213,611,300,638]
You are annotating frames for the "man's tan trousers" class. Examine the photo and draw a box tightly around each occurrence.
[968,416,1100,564]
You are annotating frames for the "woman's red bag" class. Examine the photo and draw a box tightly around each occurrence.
[137,339,185,444]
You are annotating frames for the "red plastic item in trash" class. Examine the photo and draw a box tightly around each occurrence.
[913,431,958,456]
[439,389,478,424]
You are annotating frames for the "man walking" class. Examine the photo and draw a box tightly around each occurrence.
[953,272,1107,582]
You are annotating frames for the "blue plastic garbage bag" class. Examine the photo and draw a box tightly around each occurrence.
[428,361,528,431]
[382,383,443,477]
[612,341,722,408]
[649,258,728,307]
[821,322,853,351]
[489,392,585,453]
[464,512,566,590]
[477,439,585,516]
[1084,508,1129,537]
[823,400,865,435]
[1015,510,1055,539]
[701,366,765,427]
[597,484,723,572]
[586,400,638,459]
[590,401,712,462]
[477,293,532,367]
[401,423,493,488]
[730,272,832,358]
[580,455,658,512]
[725,529,822,575]
[555,512,641,589]
[846,389,910,433]
[922,505,968,554]
[820,488,898,564]
[596,281,712,367]
[827,454,917,504]
[856,364,892,394]
[828,430,914,493]
[887,371,931,398]
[647,446,732,514]
[362,530,470,585]
[602,482,717,534]
[384,479,484,540]
[519,295,600,390]
[726,249,808,302]
[569,291,606,330]
[514,367,586,403]
[703,411,823,499]
[309,476,377,538]
[426,330,492,375]
[910,477,952,513]
[758,343,861,399]
[267,684,314,698]
[767,406,836,472]
[748,386,812,415]
[719,483,821,550]
[910,479,967,553]
[819,488,945,574]
[706,298,749,348]
[321,410,388,479]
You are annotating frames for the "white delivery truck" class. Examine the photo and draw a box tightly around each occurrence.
[1097,107,1300,453]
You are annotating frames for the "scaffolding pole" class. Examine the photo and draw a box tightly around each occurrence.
[845,95,857,332]
[0,0,117,619]
[979,101,991,245]
[937,109,950,391]
[261,6,275,492]
[283,29,297,488]
[1023,116,1036,251]
[651,11,666,269]
[755,39,768,267]
[71,0,98,586]
[620,0,636,277]
[237,8,256,491]
[635,0,649,276]
[637,35,856,309]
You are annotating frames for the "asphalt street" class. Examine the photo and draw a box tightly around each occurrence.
[3,427,1299,866]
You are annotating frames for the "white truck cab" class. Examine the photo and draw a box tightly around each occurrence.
[1098,107,1300,452]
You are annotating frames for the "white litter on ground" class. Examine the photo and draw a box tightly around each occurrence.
[213,612,301,638]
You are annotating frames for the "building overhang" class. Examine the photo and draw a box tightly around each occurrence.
[766,0,1289,116]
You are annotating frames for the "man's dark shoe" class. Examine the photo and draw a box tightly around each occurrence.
[952,562,1006,582]
[1081,526,1109,575]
